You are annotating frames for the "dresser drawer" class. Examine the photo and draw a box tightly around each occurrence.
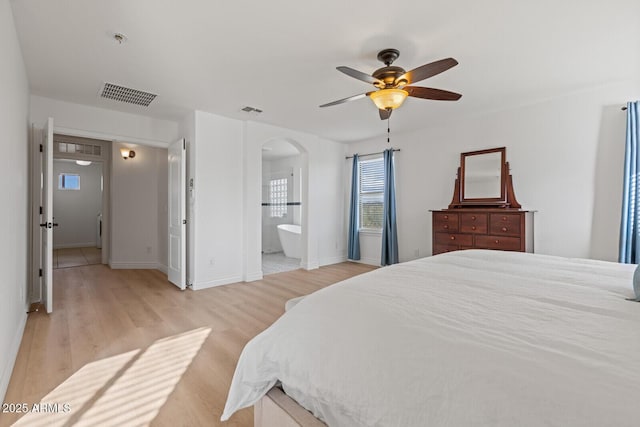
[433,212,459,232]
[489,213,522,236]
[460,213,488,233]
[433,244,459,255]
[475,235,522,251]
[434,232,473,246]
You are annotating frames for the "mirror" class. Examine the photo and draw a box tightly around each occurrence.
[448,146,520,209]
[461,147,506,203]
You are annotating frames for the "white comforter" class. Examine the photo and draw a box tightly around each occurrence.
[222,250,640,426]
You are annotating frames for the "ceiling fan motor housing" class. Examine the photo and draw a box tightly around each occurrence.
[373,66,407,88]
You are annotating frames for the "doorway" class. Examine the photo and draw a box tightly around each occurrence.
[261,139,304,275]
[52,158,103,269]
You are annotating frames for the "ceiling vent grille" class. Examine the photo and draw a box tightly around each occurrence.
[100,82,157,107]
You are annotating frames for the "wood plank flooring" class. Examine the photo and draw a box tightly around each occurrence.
[1,262,376,427]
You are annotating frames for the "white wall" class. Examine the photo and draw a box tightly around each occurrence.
[0,0,30,405]
[29,95,177,271]
[110,142,168,269]
[347,80,640,264]
[180,112,196,286]
[190,111,244,289]
[182,112,346,288]
[52,160,102,249]
[30,95,180,146]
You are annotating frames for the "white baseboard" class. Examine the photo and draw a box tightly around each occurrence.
[0,311,27,405]
[301,260,320,270]
[244,271,263,282]
[109,261,159,269]
[54,242,97,249]
[192,275,243,290]
[156,263,168,274]
[318,254,348,267]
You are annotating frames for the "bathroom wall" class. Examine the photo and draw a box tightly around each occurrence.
[52,160,103,249]
[261,154,302,254]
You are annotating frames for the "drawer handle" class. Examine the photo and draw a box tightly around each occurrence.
[471,226,476,230]
[501,227,508,232]
[502,216,507,221]
[495,240,500,244]
[450,236,455,240]
[443,225,449,229]
[471,215,476,220]
[444,215,449,220]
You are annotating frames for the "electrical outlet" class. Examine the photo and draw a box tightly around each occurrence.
[146,246,152,254]
[414,249,420,257]
[209,257,215,266]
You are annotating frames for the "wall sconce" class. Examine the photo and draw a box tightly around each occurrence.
[120,148,136,160]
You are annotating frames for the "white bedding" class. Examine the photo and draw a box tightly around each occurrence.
[222,250,640,426]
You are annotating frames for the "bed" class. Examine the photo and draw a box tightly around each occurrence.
[221,250,640,426]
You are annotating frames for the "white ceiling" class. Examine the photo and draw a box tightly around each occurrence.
[10,0,640,143]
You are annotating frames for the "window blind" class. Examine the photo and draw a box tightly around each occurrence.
[359,157,384,229]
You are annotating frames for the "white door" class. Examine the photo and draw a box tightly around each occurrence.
[41,118,54,313]
[168,138,186,289]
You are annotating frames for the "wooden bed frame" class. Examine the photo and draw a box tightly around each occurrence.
[254,387,326,427]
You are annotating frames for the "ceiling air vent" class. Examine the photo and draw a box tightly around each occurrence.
[100,82,157,107]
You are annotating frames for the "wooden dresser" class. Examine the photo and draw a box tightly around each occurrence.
[432,209,534,255]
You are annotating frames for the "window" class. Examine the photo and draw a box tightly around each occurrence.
[269,178,288,217]
[359,157,384,229]
[58,173,80,190]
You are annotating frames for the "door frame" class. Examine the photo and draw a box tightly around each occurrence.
[29,131,112,304]
[51,134,111,264]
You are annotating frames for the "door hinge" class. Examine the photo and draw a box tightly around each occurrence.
[183,139,186,150]
[39,144,43,153]
[39,206,43,215]
[183,219,187,225]
[39,268,42,277]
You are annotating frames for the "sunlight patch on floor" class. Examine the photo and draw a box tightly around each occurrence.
[13,327,211,427]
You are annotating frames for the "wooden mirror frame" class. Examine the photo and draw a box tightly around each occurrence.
[448,147,521,209]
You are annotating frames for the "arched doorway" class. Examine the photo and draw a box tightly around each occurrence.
[261,138,308,275]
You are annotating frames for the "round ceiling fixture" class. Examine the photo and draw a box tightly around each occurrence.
[76,160,92,166]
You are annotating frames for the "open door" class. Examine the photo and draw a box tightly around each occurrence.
[40,118,54,313]
[168,138,186,289]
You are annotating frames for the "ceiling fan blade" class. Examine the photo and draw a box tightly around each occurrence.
[337,66,384,86]
[405,86,462,101]
[396,58,458,86]
[319,92,370,108]
[379,109,392,120]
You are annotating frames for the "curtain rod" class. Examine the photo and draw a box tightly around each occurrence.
[622,106,628,111]
[345,148,400,160]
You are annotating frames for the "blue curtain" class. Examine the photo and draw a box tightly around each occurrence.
[348,154,361,260]
[381,149,399,265]
[620,101,640,263]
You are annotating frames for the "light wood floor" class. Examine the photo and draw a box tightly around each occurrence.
[53,247,102,269]
[1,262,376,427]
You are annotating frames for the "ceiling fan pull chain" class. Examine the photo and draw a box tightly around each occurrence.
[387,109,391,144]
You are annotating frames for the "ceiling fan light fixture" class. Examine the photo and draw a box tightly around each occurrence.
[370,88,408,110]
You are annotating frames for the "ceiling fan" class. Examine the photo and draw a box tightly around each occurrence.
[320,48,462,120]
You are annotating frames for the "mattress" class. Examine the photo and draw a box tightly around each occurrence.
[222,250,640,426]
